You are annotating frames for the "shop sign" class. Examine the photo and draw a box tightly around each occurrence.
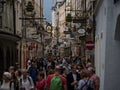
[78,29,86,36]
[32,34,39,39]
[73,18,86,23]
[64,30,71,34]
[86,40,94,50]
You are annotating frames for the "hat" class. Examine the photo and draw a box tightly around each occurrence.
[3,72,11,79]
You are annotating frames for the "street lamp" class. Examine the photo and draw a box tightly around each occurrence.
[0,0,6,13]
[46,23,52,38]
[46,25,52,33]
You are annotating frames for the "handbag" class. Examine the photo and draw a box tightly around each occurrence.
[80,79,89,90]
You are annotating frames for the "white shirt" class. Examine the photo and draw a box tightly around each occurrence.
[72,74,77,90]
[0,81,10,90]
[19,75,34,90]
[62,58,66,65]
[73,74,77,81]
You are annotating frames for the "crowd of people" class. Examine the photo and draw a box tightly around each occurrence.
[0,56,100,90]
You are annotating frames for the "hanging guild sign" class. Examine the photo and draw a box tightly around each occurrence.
[78,28,86,36]
[26,1,34,12]
[66,13,72,22]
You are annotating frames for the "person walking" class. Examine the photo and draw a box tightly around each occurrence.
[67,65,81,90]
[28,62,38,85]
[87,67,100,90]
[77,71,94,90]
[19,69,34,90]
[45,65,67,90]
[0,72,14,90]
[35,71,46,90]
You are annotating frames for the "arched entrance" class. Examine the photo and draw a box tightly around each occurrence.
[115,14,120,40]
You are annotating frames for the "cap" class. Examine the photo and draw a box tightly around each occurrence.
[3,72,11,79]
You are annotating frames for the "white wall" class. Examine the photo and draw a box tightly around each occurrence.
[95,0,107,89]
[104,0,120,90]
[52,10,57,27]
[95,0,120,90]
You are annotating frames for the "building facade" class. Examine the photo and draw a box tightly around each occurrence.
[0,0,21,71]
[20,0,46,68]
[95,0,120,89]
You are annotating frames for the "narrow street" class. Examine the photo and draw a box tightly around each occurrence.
[0,0,120,90]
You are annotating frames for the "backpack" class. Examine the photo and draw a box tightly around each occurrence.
[87,86,94,90]
[50,75,62,90]
[20,76,32,86]
[86,80,94,90]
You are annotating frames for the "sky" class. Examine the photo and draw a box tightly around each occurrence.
[44,0,53,23]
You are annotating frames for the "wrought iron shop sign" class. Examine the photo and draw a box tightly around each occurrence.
[73,18,86,23]
[26,1,34,12]
[66,13,72,22]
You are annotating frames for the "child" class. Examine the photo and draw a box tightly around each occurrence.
[35,71,46,90]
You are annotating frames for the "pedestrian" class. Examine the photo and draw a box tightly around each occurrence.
[45,65,67,90]
[0,72,15,90]
[67,65,81,90]
[37,58,43,71]
[87,67,100,90]
[15,69,22,81]
[15,70,22,90]
[47,61,52,70]
[35,71,46,90]
[62,57,66,66]
[47,69,54,76]
[77,71,94,90]
[61,67,67,78]
[19,69,34,90]
[9,66,15,75]
[15,62,20,71]
[28,62,38,85]
[9,66,19,90]
[27,60,31,70]
[51,60,55,69]
[86,62,92,69]
[65,63,71,74]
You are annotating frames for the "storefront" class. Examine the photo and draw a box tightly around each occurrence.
[0,32,21,71]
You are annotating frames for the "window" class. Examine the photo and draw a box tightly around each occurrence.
[114,0,119,3]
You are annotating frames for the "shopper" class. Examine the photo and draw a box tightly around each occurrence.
[19,69,34,90]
